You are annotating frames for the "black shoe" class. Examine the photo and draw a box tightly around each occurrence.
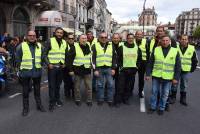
[22,108,29,116]
[157,110,164,115]
[138,92,144,98]
[37,105,46,112]
[165,104,170,112]
[147,108,155,114]
[86,102,92,107]
[114,103,121,108]
[97,101,103,106]
[49,104,55,112]
[180,100,188,106]
[75,101,81,106]
[107,102,113,107]
[56,100,63,107]
[123,100,130,105]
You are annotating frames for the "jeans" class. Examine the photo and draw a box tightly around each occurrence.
[171,72,190,93]
[96,68,114,102]
[150,78,172,111]
[48,67,63,105]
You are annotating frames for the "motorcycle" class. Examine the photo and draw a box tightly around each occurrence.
[0,53,7,94]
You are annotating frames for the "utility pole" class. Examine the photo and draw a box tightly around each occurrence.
[143,0,147,35]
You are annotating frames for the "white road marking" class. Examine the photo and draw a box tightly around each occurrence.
[8,93,22,99]
[140,98,146,112]
[197,66,200,69]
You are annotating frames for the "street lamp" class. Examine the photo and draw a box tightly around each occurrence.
[143,0,147,35]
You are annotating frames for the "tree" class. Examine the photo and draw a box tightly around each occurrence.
[193,26,200,38]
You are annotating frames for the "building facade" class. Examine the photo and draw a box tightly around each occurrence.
[0,0,59,39]
[138,7,157,26]
[175,8,200,36]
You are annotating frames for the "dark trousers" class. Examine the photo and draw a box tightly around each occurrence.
[138,60,147,93]
[21,77,42,109]
[48,67,62,104]
[62,67,74,97]
[114,69,137,103]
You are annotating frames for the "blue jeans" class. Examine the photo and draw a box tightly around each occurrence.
[171,72,189,93]
[150,78,172,111]
[96,68,114,102]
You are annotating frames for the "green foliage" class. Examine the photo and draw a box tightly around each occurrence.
[193,26,200,38]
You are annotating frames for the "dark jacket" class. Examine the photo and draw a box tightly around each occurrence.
[67,43,91,75]
[146,45,181,81]
[15,42,44,78]
[91,42,117,71]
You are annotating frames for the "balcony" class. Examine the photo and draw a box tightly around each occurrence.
[0,0,27,3]
[28,0,59,10]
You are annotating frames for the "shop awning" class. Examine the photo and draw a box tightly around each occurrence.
[62,27,83,35]
[35,10,62,27]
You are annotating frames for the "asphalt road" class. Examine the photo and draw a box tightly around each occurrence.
[0,50,200,134]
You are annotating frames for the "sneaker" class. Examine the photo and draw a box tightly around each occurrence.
[56,100,63,107]
[157,110,164,115]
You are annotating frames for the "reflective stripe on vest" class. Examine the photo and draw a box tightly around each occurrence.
[122,43,138,68]
[48,37,67,64]
[20,42,41,70]
[134,38,147,60]
[178,44,195,71]
[152,46,178,80]
[95,42,113,67]
[73,43,91,68]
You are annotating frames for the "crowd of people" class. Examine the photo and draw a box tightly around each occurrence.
[0,26,199,117]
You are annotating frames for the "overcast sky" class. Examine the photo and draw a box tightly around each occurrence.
[106,0,200,24]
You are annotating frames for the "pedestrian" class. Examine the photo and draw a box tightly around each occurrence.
[44,27,67,112]
[63,33,75,99]
[146,35,181,115]
[92,32,117,106]
[16,30,46,116]
[134,31,149,98]
[170,35,199,105]
[67,34,92,106]
[114,33,142,107]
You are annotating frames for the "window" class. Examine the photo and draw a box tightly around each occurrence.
[0,9,6,35]
[13,8,29,36]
